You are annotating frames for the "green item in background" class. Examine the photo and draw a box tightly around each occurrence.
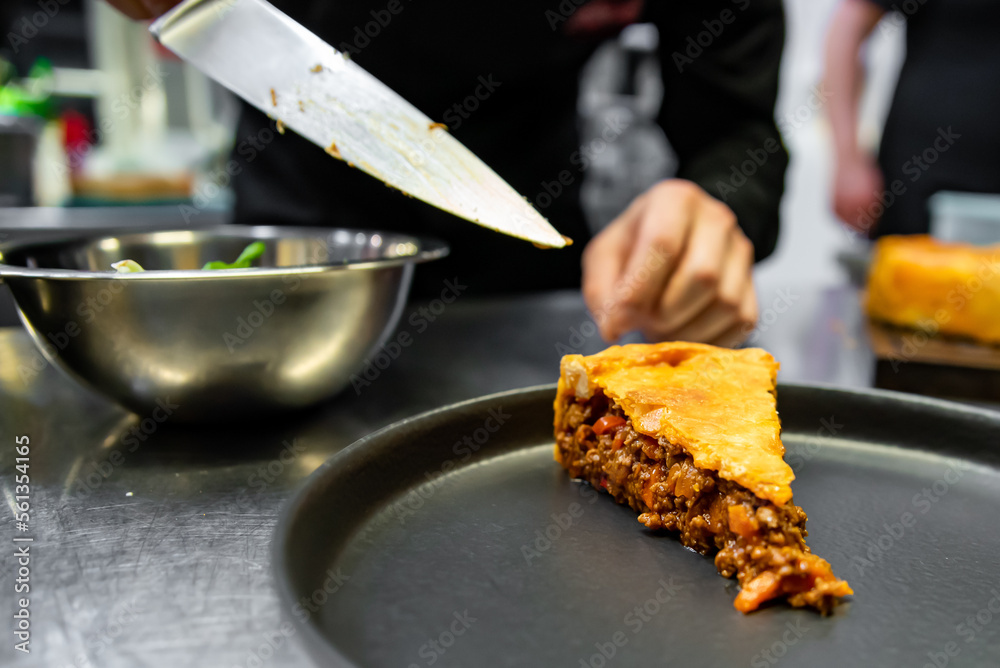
[0,57,54,118]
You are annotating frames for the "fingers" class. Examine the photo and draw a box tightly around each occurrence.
[581,179,759,347]
[654,279,758,347]
[582,203,637,341]
[718,279,759,347]
[582,181,700,341]
[642,229,757,344]
[615,181,697,314]
[650,196,736,333]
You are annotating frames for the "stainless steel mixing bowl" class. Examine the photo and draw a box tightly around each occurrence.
[0,226,447,421]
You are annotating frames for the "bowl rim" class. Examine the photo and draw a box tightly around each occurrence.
[0,225,449,281]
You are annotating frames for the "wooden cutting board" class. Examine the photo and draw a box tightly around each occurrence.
[867,319,1000,371]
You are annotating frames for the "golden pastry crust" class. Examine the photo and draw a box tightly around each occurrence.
[555,342,794,506]
[866,235,1000,344]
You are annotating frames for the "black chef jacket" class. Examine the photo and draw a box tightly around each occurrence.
[868,0,1000,236]
[230,0,788,298]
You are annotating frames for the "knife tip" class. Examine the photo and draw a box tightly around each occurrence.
[532,235,573,249]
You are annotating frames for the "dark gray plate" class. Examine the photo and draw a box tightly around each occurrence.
[274,384,1000,667]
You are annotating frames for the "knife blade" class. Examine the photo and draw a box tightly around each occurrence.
[150,0,567,248]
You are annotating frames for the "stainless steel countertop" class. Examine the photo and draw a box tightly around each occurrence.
[0,285,894,667]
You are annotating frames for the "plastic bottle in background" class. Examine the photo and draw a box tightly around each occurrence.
[577,23,676,235]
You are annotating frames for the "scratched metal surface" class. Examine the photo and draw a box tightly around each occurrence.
[0,286,972,667]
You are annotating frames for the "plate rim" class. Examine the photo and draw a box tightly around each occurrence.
[271,382,1000,666]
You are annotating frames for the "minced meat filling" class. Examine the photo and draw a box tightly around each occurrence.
[556,389,846,613]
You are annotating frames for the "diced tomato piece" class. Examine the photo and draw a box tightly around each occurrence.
[642,487,655,510]
[593,415,626,435]
[728,505,759,541]
[612,430,626,451]
[734,571,781,613]
[641,468,662,510]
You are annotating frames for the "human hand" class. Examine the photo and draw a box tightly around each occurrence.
[105,0,181,20]
[581,179,758,347]
[833,152,884,236]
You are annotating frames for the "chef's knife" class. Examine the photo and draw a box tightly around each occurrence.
[149,0,567,248]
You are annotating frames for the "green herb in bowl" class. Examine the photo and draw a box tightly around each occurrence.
[112,241,267,273]
[110,259,146,273]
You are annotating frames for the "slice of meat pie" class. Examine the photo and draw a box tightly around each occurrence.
[554,342,852,613]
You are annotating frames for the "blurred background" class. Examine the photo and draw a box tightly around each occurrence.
[0,0,912,295]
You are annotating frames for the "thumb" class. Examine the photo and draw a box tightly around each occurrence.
[581,201,642,341]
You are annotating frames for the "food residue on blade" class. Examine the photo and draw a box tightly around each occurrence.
[276,119,285,134]
[428,122,448,131]
[270,88,278,107]
[325,142,342,160]
[298,100,305,112]
[310,64,323,73]
[532,236,572,249]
